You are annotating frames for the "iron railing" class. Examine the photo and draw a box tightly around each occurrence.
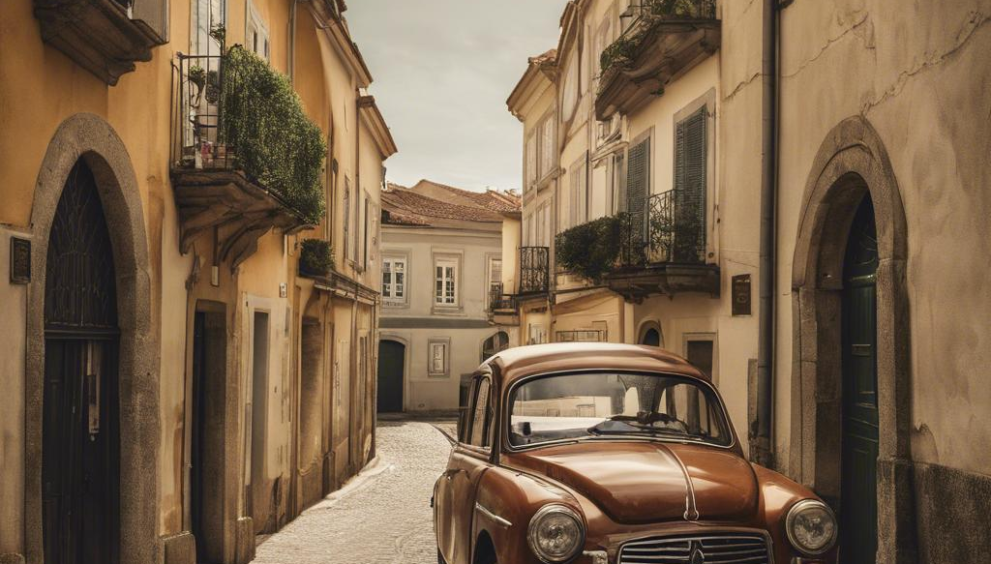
[556,330,606,343]
[488,283,518,311]
[171,53,239,171]
[622,0,717,26]
[519,247,550,295]
[620,188,706,267]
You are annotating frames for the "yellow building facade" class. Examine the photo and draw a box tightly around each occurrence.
[0,0,395,563]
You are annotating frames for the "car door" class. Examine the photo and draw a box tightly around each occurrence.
[438,375,494,564]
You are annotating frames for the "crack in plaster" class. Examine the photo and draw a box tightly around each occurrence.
[782,13,873,79]
[724,71,761,101]
[861,11,990,115]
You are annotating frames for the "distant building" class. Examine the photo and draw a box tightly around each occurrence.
[378,181,520,412]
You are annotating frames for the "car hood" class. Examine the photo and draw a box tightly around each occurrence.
[508,441,759,525]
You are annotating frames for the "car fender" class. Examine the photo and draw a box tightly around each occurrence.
[473,465,584,564]
[753,464,839,564]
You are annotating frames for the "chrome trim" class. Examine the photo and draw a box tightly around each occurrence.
[785,499,838,556]
[502,368,738,453]
[655,443,699,521]
[582,550,609,564]
[618,530,773,564]
[474,502,512,528]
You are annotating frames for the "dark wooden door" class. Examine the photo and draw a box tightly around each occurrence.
[43,160,120,564]
[840,196,880,564]
[377,340,404,413]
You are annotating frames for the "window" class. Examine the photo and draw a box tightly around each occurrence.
[434,258,458,306]
[561,52,579,122]
[528,324,547,345]
[684,334,717,384]
[382,257,407,304]
[428,339,449,377]
[246,1,270,61]
[192,0,224,56]
[470,378,492,447]
[539,116,556,179]
[362,196,370,270]
[569,155,588,228]
[626,134,651,238]
[343,179,351,261]
[526,132,537,188]
[488,257,502,299]
[353,191,362,263]
[674,106,708,263]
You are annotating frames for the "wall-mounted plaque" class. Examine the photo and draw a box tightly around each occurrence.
[732,274,751,316]
[10,237,31,284]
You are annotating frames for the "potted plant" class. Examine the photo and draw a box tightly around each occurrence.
[188,65,206,104]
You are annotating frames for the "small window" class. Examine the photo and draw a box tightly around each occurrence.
[247,1,270,61]
[428,340,449,377]
[526,132,538,188]
[488,257,502,299]
[539,115,556,179]
[528,324,547,345]
[470,378,492,447]
[382,257,407,303]
[343,180,351,261]
[434,258,458,306]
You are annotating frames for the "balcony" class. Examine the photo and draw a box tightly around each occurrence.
[487,285,519,326]
[33,0,166,85]
[556,330,606,343]
[170,48,326,270]
[519,247,550,296]
[596,0,720,120]
[607,189,719,301]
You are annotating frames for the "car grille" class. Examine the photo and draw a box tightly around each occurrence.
[618,532,771,564]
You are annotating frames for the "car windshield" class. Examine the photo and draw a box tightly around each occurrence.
[508,373,732,448]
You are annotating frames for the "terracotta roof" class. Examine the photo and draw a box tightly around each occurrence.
[381,181,520,227]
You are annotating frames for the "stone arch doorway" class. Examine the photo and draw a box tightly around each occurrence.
[790,117,915,564]
[377,339,405,413]
[481,331,510,361]
[42,159,122,564]
[25,114,157,564]
[637,321,663,347]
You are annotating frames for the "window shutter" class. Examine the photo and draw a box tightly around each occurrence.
[674,107,707,263]
[626,137,650,259]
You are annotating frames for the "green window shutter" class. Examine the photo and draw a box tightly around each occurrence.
[624,137,651,263]
[674,107,707,263]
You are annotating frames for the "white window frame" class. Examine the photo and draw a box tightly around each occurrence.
[434,256,459,307]
[427,338,451,378]
[246,0,270,61]
[382,255,408,306]
[487,256,503,300]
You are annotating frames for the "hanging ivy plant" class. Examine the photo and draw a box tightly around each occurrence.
[555,216,623,283]
[299,238,334,277]
[221,45,327,224]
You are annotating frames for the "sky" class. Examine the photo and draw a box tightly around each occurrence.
[346,0,569,193]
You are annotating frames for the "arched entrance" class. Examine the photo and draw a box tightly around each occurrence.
[43,160,122,564]
[25,114,157,564]
[481,331,510,361]
[840,196,879,563]
[377,339,405,413]
[791,117,915,564]
[637,321,664,347]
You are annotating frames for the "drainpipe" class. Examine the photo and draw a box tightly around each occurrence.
[753,0,778,468]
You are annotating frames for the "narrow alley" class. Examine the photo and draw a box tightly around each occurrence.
[253,420,454,564]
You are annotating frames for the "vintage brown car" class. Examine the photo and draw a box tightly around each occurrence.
[433,343,839,564]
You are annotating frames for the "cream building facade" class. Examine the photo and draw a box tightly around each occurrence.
[378,181,519,413]
[506,0,991,562]
[0,1,394,563]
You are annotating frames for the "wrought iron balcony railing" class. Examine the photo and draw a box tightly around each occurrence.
[488,283,518,312]
[519,246,550,295]
[171,53,237,173]
[556,330,606,343]
[620,188,706,267]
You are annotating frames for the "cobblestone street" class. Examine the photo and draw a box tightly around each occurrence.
[253,419,454,564]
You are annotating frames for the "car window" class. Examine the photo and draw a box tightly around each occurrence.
[508,372,731,448]
[469,378,491,448]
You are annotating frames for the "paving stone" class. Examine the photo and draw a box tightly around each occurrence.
[253,420,455,564]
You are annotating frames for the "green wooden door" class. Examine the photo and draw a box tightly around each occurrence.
[840,197,880,564]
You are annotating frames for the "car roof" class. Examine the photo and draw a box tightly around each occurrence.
[486,343,708,388]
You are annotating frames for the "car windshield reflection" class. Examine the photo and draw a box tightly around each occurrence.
[508,372,732,448]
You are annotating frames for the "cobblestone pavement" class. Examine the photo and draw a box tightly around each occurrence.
[253,419,455,564]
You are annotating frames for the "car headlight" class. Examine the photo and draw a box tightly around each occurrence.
[527,504,585,563]
[785,499,838,555]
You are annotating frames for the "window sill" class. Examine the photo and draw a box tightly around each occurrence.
[431,305,464,316]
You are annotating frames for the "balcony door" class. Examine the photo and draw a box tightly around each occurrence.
[43,161,121,564]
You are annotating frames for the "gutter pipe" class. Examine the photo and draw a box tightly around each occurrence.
[754,0,778,468]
